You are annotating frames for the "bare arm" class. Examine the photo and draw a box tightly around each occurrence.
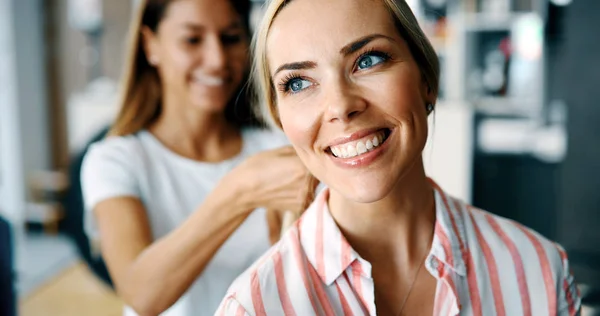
[94,146,317,315]
[95,179,253,316]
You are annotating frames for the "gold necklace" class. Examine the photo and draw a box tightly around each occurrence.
[396,249,429,316]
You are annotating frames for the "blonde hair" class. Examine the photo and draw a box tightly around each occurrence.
[108,0,162,136]
[251,0,440,129]
[109,0,256,137]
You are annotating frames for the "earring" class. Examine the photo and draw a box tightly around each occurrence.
[426,103,434,114]
[149,56,159,66]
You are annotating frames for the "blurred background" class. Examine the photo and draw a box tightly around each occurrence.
[0,0,598,315]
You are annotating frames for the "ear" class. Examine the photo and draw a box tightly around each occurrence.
[141,26,160,66]
[421,79,437,105]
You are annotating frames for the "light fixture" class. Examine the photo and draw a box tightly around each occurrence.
[550,0,573,6]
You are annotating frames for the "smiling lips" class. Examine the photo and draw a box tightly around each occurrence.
[329,129,388,158]
[192,72,227,87]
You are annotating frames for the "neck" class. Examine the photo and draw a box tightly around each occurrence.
[148,93,241,162]
[328,159,435,267]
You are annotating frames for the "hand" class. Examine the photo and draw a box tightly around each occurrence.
[231,146,319,217]
[266,209,281,245]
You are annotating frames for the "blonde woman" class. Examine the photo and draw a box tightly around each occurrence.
[80,0,316,315]
[216,0,581,315]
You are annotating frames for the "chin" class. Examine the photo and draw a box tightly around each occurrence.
[329,175,398,204]
[189,87,233,109]
[190,97,228,112]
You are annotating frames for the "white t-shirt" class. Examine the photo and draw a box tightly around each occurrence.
[81,128,289,316]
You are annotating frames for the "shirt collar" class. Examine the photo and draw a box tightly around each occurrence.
[429,179,467,277]
[298,179,467,286]
[298,188,366,285]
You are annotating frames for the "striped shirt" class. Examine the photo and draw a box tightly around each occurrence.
[216,180,581,315]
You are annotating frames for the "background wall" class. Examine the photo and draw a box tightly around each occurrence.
[46,0,132,168]
[555,0,600,282]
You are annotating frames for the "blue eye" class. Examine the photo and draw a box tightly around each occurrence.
[357,53,387,70]
[286,78,312,93]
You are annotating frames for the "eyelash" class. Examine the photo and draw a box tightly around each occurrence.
[354,49,392,70]
[277,73,306,94]
[277,49,393,95]
[186,36,201,45]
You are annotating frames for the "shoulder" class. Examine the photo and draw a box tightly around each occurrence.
[80,133,147,197]
[85,133,144,161]
[243,127,290,151]
[82,133,148,173]
[463,204,581,313]
[80,134,150,225]
[461,202,569,281]
[221,225,301,314]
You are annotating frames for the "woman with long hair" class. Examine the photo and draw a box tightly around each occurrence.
[81,0,316,315]
[217,0,581,314]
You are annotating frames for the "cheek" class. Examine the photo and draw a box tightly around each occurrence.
[377,72,424,117]
[281,120,325,183]
[163,47,195,82]
[279,100,320,149]
[387,73,430,149]
[280,109,310,147]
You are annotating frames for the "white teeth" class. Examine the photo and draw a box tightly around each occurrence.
[329,130,388,159]
[356,142,367,154]
[332,147,340,157]
[347,145,357,157]
[372,135,379,147]
[341,147,348,158]
[193,73,225,86]
[366,139,373,150]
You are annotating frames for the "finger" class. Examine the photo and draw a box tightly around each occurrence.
[280,210,297,237]
[266,209,282,245]
[308,174,320,191]
[301,173,319,210]
[273,145,296,155]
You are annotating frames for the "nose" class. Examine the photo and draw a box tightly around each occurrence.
[323,79,367,123]
[203,35,227,72]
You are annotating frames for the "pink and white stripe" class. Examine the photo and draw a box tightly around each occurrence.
[216,180,581,315]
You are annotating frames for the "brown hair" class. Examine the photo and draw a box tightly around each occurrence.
[251,0,440,129]
[109,0,258,137]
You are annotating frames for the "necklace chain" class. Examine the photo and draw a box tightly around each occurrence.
[396,249,429,316]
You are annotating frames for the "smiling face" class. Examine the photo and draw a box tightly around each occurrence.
[144,0,248,113]
[266,0,436,203]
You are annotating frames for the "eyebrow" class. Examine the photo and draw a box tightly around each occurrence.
[183,21,243,31]
[273,61,318,77]
[340,34,395,56]
[183,23,205,31]
[272,34,395,77]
